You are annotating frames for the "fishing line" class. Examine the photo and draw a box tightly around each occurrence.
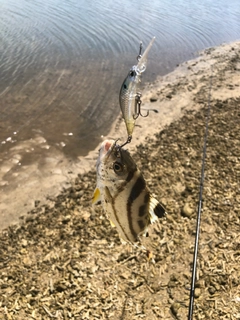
[187,69,213,320]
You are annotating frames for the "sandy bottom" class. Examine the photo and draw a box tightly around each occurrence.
[0,40,239,319]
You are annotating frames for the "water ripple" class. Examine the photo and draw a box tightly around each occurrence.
[0,0,240,158]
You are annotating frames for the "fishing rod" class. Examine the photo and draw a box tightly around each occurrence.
[187,71,213,319]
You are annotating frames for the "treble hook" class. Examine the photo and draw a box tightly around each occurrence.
[133,92,149,120]
[119,92,150,149]
[136,41,143,61]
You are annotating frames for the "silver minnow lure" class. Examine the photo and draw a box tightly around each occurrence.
[92,139,166,244]
[119,37,156,138]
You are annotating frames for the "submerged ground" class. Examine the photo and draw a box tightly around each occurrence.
[0,43,239,319]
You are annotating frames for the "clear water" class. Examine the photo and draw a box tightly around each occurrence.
[0,0,240,159]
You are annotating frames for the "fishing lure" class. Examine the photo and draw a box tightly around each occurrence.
[119,37,156,146]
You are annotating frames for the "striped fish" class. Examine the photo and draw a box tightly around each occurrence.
[92,139,166,244]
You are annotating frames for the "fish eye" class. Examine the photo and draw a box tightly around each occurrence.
[113,161,123,173]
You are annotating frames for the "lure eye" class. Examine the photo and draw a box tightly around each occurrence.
[113,162,123,173]
[129,70,136,77]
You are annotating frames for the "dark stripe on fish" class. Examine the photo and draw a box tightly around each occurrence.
[144,193,150,203]
[127,175,146,241]
[154,202,166,218]
[138,193,150,217]
[126,169,136,183]
[128,175,146,203]
[138,219,145,231]
[138,204,146,217]
[116,168,137,194]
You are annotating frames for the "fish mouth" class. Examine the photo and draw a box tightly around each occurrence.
[103,139,119,160]
[104,140,113,153]
[98,139,119,163]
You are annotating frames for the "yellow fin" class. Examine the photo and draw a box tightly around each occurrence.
[92,187,101,204]
[109,220,115,228]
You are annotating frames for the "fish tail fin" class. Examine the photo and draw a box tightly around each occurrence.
[149,196,166,223]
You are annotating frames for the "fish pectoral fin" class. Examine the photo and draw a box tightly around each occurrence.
[92,187,101,205]
[104,186,113,202]
[149,196,166,223]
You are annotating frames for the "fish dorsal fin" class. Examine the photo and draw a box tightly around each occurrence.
[92,187,101,204]
[149,196,166,223]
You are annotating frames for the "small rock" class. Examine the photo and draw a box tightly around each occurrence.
[62,215,71,224]
[23,257,32,267]
[181,203,194,218]
[188,85,195,91]
[79,190,84,196]
[34,200,40,208]
[170,302,180,316]
[21,239,28,247]
[194,288,201,298]
[170,273,181,282]
[168,280,177,288]
[195,279,205,288]
[150,96,158,102]
[208,286,216,295]
[82,211,91,221]
[55,282,67,292]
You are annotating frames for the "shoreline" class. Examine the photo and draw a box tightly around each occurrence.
[0,39,240,230]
